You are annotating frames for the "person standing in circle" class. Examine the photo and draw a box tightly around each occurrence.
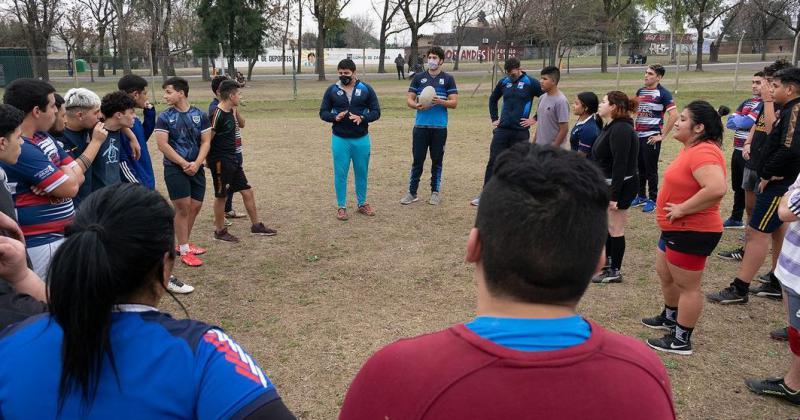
[591,91,639,284]
[570,92,603,159]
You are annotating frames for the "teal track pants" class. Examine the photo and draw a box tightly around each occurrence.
[331,134,371,208]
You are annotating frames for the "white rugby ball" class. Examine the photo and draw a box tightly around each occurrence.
[418,85,437,107]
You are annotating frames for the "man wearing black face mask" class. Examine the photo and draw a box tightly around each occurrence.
[319,59,381,221]
[471,57,542,206]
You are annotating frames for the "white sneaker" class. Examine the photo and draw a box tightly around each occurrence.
[470,196,480,206]
[400,192,418,205]
[429,191,441,205]
[167,276,195,294]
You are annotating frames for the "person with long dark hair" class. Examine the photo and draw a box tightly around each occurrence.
[642,101,727,355]
[591,91,639,283]
[570,91,603,159]
[0,184,295,419]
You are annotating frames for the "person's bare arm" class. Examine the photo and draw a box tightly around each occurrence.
[552,122,569,147]
[432,93,458,109]
[234,107,246,128]
[155,130,190,169]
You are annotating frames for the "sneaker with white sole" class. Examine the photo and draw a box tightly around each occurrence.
[716,247,744,261]
[470,196,480,206]
[400,192,418,205]
[167,275,194,294]
[429,191,441,205]
[744,377,800,405]
[647,332,692,355]
[641,313,677,331]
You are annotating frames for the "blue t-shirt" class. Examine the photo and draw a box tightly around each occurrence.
[465,315,591,352]
[91,129,122,192]
[56,127,93,205]
[154,106,211,167]
[570,116,601,158]
[408,71,458,128]
[0,310,280,418]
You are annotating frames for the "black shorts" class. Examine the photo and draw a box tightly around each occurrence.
[749,183,788,233]
[209,159,250,198]
[164,164,206,202]
[659,230,723,256]
[612,177,639,210]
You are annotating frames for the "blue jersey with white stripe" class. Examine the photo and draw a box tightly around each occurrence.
[409,71,458,128]
[489,72,542,131]
[0,311,280,419]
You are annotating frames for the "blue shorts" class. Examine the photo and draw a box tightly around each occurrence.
[749,183,788,233]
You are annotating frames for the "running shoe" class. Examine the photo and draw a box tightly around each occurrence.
[706,285,748,304]
[400,192,418,205]
[429,191,441,205]
[749,281,783,300]
[214,228,240,243]
[647,333,692,355]
[180,252,203,267]
[175,244,206,255]
[167,275,194,294]
[251,223,277,236]
[642,199,656,213]
[641,313,677,331]
[723,218,745,229]
[224,218,232,227]
[226,209,246,219]
[591,268,622,283]
[337,208,348,221]
[756,272,774,284]
[770,327,789,341]
[470,196,480,206]
[357,203,376,216]
[716,247,744,261]
[744,377,800,405]
[631,196,647,207]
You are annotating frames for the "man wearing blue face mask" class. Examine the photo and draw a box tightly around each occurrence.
[401,46,459,206]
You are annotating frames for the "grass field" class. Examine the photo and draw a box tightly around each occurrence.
[48,69,800,419]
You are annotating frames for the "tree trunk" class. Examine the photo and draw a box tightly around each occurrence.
[408,26,419,68]
[695,27,704,71]
[297,0,302,74]
[228,9,236,74]
[150,42,159,76]
[112,33,118,75]
[601,41,608,73]
[201,56,210,81]
[282,0,290,75]
[120,21,132,74]
[761,36,767,61]
[378,27,388,73]
[159,35,175,77]
[33,45,50,81]
[453,42,462,71]
[248,58,256,80]
[316,18,326,81]
[98,28,107,77]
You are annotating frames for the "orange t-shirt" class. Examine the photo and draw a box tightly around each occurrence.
[656,142,726,232]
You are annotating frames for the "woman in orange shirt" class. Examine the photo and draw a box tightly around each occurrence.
[641,100,727,356]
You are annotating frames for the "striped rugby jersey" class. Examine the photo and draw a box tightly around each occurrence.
[0,132,76,247]
[728,96,763,149]
[634,84,676,138]
[777,175,800,294]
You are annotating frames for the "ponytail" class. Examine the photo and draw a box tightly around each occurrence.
[48,184,175,410]
[593,114,604,131]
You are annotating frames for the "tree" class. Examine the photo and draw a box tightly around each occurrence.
[79,0,116,77]
[398,0,455,67]
[111,0,132,74]
[754,0,799,63]
[451,0,482,70]
[197,0,273,76]
[0,15,26,48]
[682,0,739,71]
[142,0,176,77]
[708,1,743,62]
[643,0,687,63]
[598,0,635,73]
[11,0,62,80]
[296,0,303,73]
[170,0,201,69]
[372,0,405,72]
[530,0,585,66]
[491,0,530,45]
[310,0,350,80]
[345,13,377,47]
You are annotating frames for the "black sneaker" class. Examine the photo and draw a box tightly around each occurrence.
[744,377,800,405]
[756,272,774,284]
[770,327,789,341]
[716,247,744,261]
[647,333,692,355]
[706,285,749,304]
[749,281,783,300]
[592,268,622,284]
[641,314,676,331]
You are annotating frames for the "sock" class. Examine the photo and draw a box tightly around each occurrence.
[664,305,678,323]
[732,277,749,296]
[608,236,625,270]
[674,323,693,344]
[179,243,190,256]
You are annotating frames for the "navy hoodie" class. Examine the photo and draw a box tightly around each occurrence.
[319,80,381,138]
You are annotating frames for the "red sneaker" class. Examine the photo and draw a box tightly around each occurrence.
[357,203,375,216]
[176,244,207,255]
[337,208,348,221]
[180,252,203,267]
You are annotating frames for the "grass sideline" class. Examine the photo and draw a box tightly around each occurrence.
[7,69,800,418]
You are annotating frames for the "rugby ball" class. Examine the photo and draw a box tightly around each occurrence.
[418,86,437,107]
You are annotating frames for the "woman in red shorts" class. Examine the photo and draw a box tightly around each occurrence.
[641,100,727,355]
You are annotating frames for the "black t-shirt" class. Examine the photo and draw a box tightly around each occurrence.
[208,106,237,162]
[746,102,778,170]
